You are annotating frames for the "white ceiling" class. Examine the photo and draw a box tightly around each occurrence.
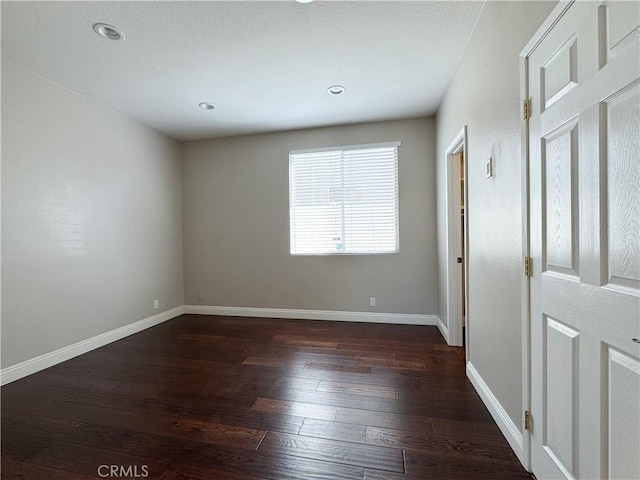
[1,1,483,141]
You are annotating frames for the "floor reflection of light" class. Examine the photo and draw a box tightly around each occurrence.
[267,349,368,478]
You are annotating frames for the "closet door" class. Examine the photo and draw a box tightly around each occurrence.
[527,1,640,478]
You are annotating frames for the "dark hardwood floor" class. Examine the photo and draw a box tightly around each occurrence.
[1,315,531,479]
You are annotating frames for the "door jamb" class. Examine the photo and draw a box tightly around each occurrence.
[443,126,469,351]
[518,49,532,473]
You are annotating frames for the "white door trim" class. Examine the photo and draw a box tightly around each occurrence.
[518,0,576,472]
[444,126,469,350]
[518,50,532,474]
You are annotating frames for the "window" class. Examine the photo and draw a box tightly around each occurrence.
[289,142,400,255]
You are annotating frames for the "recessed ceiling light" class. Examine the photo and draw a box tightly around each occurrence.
[296,0,314,3]
[327,85,345,95]
[93,23,125,41]
[199,102,216,110]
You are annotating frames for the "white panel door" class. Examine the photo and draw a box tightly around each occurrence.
[528,1,640,479]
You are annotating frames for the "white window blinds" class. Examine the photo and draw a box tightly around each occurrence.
[289,142,400,255]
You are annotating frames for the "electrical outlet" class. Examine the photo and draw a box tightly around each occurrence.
[196,292,202,302]
[153,299,159,310]
[370,297,376,307]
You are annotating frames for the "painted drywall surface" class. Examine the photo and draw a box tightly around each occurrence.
[1,60,184,368]
[182,118,437,315]
[436,2,556,428]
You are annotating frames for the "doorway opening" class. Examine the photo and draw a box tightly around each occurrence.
[442,126,468,350]
[457,151,466,347]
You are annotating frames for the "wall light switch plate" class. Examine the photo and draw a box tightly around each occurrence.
[486,158,493,178]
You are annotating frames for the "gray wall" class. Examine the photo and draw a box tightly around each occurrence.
[1,60,184,368]
[182,118,437,315]
[436,2,556,428]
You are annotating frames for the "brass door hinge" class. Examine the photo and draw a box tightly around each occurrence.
[524,256,532,277]
[523,98,531,120]
[525,410,532,431]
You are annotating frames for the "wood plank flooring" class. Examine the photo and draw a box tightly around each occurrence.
[1,315,531,479]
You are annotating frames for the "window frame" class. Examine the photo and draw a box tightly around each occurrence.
[288,141,401,256]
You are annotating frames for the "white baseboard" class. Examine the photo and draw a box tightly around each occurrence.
[466,361,525,465]
[436,315,449,343]
[184,305,437,326]
[0,306,184,386]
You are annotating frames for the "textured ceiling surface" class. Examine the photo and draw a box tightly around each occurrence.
[1,1,483,141]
